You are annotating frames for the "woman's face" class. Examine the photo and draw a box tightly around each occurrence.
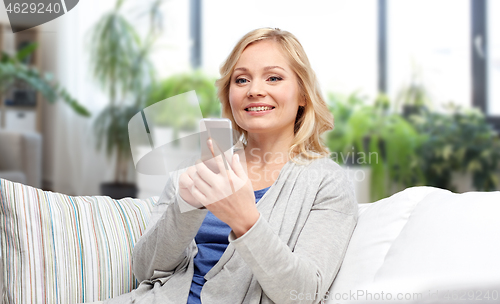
[229,40,305,137]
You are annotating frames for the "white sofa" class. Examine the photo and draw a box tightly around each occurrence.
[1,179,499,304]
[327,186,500,304]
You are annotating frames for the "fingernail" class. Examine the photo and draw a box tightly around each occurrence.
[235,154,240,162]
[207,138,212,147]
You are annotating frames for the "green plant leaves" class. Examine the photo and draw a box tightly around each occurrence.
[0,44,90,116]
[88,11,144,104]
[327,92,425,201]
[15,42,38,63]
[87,0,168,183]
[326,91,500,201]
[407,106,500,191]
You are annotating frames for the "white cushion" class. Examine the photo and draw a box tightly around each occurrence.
[368,190,500,295]
[0,179,158,303]
[328,186,450,298]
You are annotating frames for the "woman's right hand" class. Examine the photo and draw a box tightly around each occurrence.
[178,165,205,209]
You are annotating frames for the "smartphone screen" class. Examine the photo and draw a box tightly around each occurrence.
[199,118,234,172]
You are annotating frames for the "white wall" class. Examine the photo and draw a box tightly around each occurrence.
[0,4,8,23]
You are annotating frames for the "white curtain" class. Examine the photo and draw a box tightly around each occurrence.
[43,0,191,196]
[46,0,118,196]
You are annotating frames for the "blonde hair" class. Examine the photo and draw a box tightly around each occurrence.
[215,27,333,164]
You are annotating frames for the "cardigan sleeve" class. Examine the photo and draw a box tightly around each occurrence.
[132,166,208,283]
[228,163,358,304]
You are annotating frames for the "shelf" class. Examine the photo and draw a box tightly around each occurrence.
[0,22,42,133]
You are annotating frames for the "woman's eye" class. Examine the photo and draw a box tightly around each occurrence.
[268,76,283,82]
[235,78,248,84]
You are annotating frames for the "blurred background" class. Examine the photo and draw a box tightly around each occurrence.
[0,0,499,203]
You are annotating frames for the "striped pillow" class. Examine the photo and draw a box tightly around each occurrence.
[0,179,159,304]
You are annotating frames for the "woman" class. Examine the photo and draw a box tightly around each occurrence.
[103,27,358,304]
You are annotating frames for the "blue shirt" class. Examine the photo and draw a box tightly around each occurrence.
[187,186,271,304]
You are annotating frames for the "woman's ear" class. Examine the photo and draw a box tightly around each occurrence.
[299,96,307,107]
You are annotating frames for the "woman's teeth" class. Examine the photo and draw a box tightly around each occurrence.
[246,106,274,112]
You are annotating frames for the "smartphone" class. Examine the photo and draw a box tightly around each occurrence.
[199,118,234,172]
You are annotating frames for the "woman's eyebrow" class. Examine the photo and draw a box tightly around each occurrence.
[234,66,286,72]
[264,66,286,72]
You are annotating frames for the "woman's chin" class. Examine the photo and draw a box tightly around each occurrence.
[246,126,293,135]
[243,126,273,134]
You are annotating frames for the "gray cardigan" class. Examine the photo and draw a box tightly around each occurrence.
[104,154,358,304]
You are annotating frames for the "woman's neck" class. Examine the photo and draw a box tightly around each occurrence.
[244,132,294,167]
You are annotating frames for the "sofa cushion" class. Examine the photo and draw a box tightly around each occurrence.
[0,179,158,304]
[329,186,450,297]
[369,190,500,295]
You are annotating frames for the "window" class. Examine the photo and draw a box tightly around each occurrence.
[202,0,378,98]
[387,0,471,110]
[149,0,192,78]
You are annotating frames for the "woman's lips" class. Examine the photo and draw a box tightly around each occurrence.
[245,108,274,116]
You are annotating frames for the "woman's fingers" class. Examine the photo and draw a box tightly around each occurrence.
[193,158,231,204]
[194,159,217,186]
[190,184,207,205]
[179,168,205,208]
[179,167,194,189]
[199,140,231,185]
[208,139,231,178]
[188,163,212,194]
[184,139,246,206]
[231,153,246,179]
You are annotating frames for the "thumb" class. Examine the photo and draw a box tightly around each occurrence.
[231,153,246,179]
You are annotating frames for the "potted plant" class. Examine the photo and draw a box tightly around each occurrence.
[327,91,425,201]
[88,0,163,199]
[0,42,89,116]
[395,62,433,118]
[408,103,500,192]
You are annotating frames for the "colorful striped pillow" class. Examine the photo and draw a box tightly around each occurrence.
[0,179,159,304]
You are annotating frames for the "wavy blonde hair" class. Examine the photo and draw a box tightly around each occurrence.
[215,27,333,164]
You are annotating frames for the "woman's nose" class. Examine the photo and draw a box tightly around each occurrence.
[247,81,266,98]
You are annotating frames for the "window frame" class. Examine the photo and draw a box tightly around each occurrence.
[378,0,500,131]
[190,0,202,68]
[471,0,500,130]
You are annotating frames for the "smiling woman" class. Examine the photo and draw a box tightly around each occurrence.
[217,29,334,163]
[228,40,306,147]
[97,27,358,304]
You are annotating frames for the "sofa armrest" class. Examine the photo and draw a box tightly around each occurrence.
[0,130,42,188]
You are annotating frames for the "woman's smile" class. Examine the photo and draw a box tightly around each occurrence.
[244,103,276,116]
